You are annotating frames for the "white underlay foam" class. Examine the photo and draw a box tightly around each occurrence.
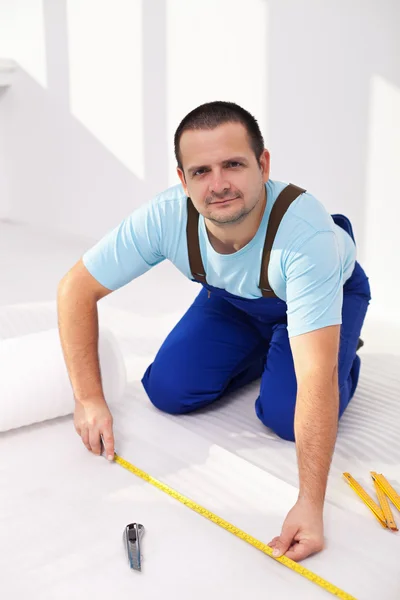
[1,300,400,598]
[0,304,126,432]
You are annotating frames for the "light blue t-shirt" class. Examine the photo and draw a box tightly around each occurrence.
[82,179,357,338]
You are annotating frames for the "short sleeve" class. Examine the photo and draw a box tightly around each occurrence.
[82,200,165,291]
[284,231,343,337]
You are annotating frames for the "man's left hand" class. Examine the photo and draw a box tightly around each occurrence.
[268,498,324,561]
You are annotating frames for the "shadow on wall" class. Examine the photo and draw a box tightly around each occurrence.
[0,0,169,240]
[0,0,399,320]
[1,0,399,260]
[265,0,400,263]
[2,69,147,239]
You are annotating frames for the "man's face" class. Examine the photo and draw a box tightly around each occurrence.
[177,122,270,225]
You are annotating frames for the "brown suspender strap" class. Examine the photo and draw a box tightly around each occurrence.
[186,197,207,283]
[186,184,306,292]
[259,183,306,297]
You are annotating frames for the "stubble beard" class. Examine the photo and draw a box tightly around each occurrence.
[207,204,251,225]
[206,191,263,226]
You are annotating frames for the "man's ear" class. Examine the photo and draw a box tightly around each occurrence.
[259,149,271,182]
[177,167,189,195]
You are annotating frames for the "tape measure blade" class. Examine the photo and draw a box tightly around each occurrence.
[114,455,357,599]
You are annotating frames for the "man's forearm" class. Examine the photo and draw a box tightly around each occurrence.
[57,281,105,404]
[294,371,339,507]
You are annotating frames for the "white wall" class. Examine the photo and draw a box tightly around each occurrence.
[0,0,399,319]
[0,88,10,215]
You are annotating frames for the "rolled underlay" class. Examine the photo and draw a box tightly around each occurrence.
[0,303,126,432]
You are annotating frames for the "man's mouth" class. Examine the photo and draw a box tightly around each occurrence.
[211,196,239,205]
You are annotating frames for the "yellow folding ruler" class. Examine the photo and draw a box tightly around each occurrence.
[343,472,399,531]
[112,453,357,599]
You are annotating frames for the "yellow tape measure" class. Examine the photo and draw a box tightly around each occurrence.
[113,453,357,599]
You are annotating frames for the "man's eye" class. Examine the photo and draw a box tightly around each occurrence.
[193,163,241,176]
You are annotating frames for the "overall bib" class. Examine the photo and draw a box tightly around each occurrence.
[142,184,371,441]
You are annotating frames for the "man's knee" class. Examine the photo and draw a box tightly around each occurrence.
[255,390,296,442]
[258,411,296,442]
[141,360,220,415]
[141,362,189,415]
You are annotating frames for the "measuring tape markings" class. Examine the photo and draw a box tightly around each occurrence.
[113,454,357,600]
[343,471,400,533]
[371,472,400,514]
[371,475,398,531]
[343,473,387,528]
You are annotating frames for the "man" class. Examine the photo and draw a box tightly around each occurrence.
[57,101,371,563]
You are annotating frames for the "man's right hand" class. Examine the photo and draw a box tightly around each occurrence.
[74,398,115,460]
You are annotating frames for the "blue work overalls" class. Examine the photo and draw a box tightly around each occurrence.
[142,184,371,441]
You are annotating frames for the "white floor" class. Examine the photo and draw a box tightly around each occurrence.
[1,220,400,599]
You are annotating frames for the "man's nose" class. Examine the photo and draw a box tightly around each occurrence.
[209,170,231,195]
